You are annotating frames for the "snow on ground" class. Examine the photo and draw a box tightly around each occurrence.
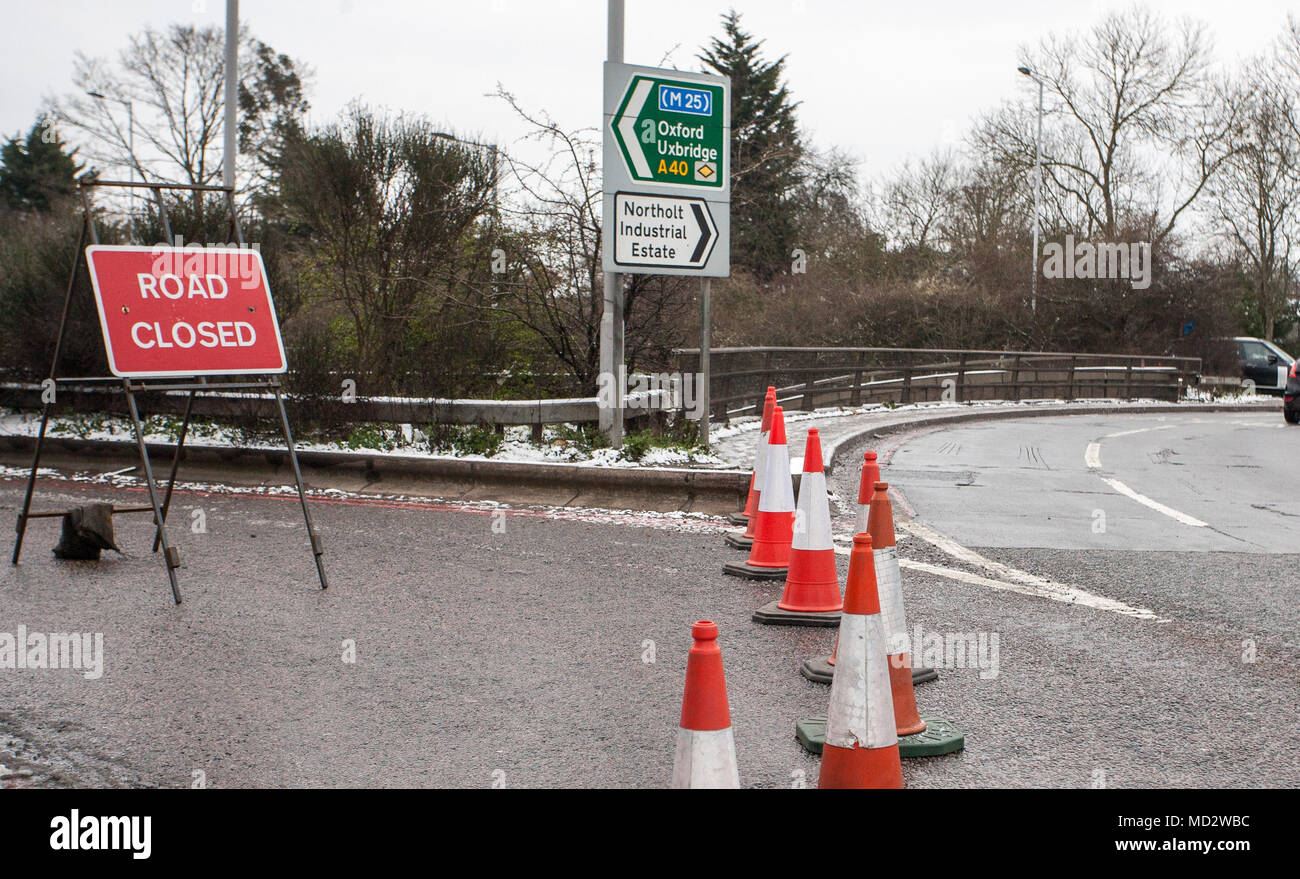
[0,409,724,468]
[0,463,733,534]
[0,390,1262,472]
[707,391,1268,441]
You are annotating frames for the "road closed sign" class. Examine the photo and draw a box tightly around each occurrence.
[85,245,288,377]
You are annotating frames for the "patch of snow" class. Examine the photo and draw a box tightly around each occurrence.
[0,409,724,469]
[0,463,734,534]
[707,393,1269,441]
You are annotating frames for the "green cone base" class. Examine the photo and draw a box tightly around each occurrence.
[795,716,964,758]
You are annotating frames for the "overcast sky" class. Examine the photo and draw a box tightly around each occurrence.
[3,0,1296,187]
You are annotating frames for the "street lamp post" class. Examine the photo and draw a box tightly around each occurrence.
[87,90,136,221]
[1018,66,1044,315]
[225,0,238,194]
[432,131,500,221]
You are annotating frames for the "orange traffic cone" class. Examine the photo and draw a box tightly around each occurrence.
[671,620,740,789]
[801,451,936,687]
[798,487,964,760]
[754,428,842,625]
[854,450,881,534]
[725,387,776,547]
[817,533,904,789]
[800,450,878,682]
[867,482,925,737]
[724,406,794,580]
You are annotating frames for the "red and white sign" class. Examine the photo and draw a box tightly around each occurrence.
[85,245,288,377]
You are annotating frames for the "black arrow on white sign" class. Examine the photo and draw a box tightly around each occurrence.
[689,203,713,263]
[611,192,719,272]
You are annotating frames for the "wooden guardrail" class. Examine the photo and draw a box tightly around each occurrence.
[672,347,1202,422]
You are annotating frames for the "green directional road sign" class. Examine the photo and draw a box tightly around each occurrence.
[603,62,730,277]
[611,73,727,190]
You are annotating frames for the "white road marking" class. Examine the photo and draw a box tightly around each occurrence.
[1084,442,1101,469]
[833,525,1164,620]
[1084,430,1208,528]
[1099,477,1208,527]
[899,557,1127,605]
[1100,424,1177,440]
[895,520,1165,621]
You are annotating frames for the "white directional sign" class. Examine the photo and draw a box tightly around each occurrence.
[602,62,730,277]
[611,192,719,271]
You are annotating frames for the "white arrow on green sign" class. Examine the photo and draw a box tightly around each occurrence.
[611,74,726,189]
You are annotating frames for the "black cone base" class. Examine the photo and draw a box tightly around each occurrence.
[723,532,753,551]
[752,600,841,627]
[723,561,787,580]
[800,655,938,685]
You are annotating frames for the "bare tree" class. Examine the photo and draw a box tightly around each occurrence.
[879,151,959,250]
[48,24,308,213]
[977,6,1235,245]
[1277,15,1300,129]
[483,88,690,392]
[943,160,1028,291]
[1206,45,1300,340]
[487,88,604,390]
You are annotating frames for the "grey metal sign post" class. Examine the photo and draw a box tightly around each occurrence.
[601,0,625,447]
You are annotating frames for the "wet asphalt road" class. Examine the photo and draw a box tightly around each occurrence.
[885,411,1297,552]
[2,407,1299,788]
[829,412,1300,788]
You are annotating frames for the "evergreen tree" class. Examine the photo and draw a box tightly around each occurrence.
[699,10,805,280]
[239,40,311,194]
[0,118,88,211]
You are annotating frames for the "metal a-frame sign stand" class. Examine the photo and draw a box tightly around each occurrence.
[10,178,328,604]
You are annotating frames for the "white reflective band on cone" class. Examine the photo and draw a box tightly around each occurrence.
[671,727,741,789]
[825,614,898,750]
[874,546,908,648]
[791,471,832,551]
[854,502,869,535]
[759,443,795,512]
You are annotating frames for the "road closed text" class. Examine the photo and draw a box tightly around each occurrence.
[131,320,258,350]
[137,272,230,300]
[127,271,258,351]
